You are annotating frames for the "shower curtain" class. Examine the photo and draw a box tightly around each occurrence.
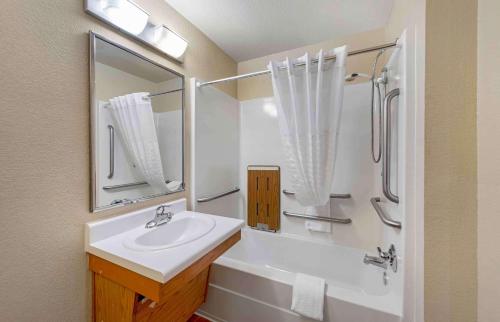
[108,92,170,193]
[268,46,347,206]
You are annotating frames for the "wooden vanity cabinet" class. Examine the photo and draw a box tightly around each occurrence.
[88,231,240,322]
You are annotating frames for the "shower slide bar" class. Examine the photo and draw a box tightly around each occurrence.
[197,187,240,203]
[382,88,400,204]
[282,189,351,199]
[370,197,402,229]
[197,40,398,87]
[283,211,352,224]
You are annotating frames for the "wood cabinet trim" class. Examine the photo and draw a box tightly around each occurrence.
[88,230,241,303]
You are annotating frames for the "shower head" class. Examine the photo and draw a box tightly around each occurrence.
[345,73,371,82]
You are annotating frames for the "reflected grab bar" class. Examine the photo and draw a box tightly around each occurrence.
[370,197,401,229]
[107,125,114,179]
[197,187,240,203]
[282,189,351,199]
[283,211,352,224]
[382,88,400,203]
[103,180,178,191]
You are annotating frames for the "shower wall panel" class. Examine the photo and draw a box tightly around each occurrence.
[239,83,383,251]
[191,78,242,218]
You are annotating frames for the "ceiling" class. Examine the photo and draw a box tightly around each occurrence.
[164,0,394,62]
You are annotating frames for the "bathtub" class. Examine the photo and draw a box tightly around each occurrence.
[199,228,402,322]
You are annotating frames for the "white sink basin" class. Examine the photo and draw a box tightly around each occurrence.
[85,199,244,283]
[123,213,216,251]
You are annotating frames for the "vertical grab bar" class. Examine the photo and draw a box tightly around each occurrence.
[382,88,400,203]
[107,125,114,179]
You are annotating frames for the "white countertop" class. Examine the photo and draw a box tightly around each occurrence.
[85,199,244,283]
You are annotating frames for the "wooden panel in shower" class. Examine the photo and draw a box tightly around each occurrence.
[247,166,280,231]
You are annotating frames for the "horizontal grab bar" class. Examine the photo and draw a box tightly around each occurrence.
[282,190,351,199]
[283,211,352,224]
[370,197,402,229]
[197,187,240,203]
[103,180,175,191]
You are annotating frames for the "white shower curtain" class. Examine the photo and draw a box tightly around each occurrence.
[108,92,170,193]
[268,46,347,206]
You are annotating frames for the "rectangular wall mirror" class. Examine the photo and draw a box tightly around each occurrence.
[90,32,184,212]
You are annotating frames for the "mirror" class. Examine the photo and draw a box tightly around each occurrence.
[90,32,184,212]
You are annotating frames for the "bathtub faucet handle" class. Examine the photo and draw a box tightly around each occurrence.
[365,244,397,273]
[377,247,390,260]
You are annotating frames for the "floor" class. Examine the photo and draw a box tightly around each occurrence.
[188,314,210,322]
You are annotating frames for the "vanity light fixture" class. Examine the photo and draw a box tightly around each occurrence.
[85,0,188,63]
[100,0,149,35]
[152,25,188,60]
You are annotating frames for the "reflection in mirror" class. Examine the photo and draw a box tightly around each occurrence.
[90,32,184,211]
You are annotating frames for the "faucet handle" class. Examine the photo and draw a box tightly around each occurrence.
[156,205,170,216]
[377,247,390,260]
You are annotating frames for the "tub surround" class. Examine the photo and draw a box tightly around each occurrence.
[85,198,243,321]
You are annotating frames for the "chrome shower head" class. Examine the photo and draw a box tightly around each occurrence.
[345,73,371,82]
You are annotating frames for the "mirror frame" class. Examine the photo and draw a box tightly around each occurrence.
[89,31,185,212]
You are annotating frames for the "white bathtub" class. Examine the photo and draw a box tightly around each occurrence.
[199,228,402,322]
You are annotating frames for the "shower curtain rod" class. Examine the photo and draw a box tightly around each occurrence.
[103,88,184,107]
[197,40,398,87]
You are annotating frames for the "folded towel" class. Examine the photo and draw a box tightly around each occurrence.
[291,273,326,321]
[166,180,182,192]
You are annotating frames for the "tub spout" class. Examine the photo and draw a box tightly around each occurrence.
[363,254,388,269]
[363,244,397,272]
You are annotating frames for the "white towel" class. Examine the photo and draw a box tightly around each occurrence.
[291,273,326,321]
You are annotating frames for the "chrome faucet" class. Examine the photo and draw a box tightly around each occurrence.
[145,205,173,229]
[363,244,397,272]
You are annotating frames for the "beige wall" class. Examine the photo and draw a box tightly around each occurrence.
[0,0,236,321]
[424,0,478,321]
[477,0,500,321]
[0,0,488,321]
[385,0,479,320]
[237,28,387,101]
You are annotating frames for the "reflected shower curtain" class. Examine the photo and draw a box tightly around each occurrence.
[109,92,170,193]
[268,46,347,206]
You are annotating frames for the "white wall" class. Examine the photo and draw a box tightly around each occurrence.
[239,83,386,250]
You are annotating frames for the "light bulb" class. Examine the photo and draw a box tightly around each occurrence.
[153,25,188,59]
[102,0,148,35]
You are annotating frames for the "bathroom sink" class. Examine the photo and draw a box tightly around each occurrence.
[123,212,216,251]
[85,200,244,283]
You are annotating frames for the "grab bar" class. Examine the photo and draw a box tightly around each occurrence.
[103,180,177,191]
[370,197,401,229]
[382,88,400,203]
[282,189,351,199]
[107,125,114,179]
[283,211,352,224]
[197,187,240,203]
